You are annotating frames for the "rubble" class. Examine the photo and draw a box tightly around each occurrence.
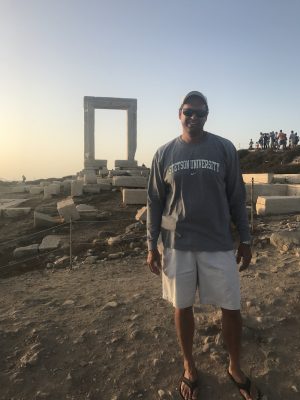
[29,186,44,195]
[83,184,101,194]
[135,206,147,222]
[256,195,300,215]
[43,183,60,199]
[39,235,69,252]
[71,180,83,197]
[34,211,60,228]
[122,189,147,205]
[57,198,80,222]
[112,176,147,188]
[270,231,300,251]
[13,244,39,259]
[1,208,31,218]
[76,204,99,219]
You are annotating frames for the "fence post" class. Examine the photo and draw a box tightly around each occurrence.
[69,217,72,269]
[251,177,254,233]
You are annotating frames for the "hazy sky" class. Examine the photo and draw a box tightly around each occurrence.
[1,0,299,180]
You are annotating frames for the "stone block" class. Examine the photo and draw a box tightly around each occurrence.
[256,196,300,216]
[2,208,31,218]
[113,176,147,188]
[98,167,109,177]
[135,206,147,222]
[84,159,107,169]
[270,231,300,250]
[62,180,72,194]
[39,235,68,252]
[109,170,131,177]
[30,186,44,195]
[84,171,97,184]
[245,183,288,203]
[243,173,274,184]
[287,184,300,196]
[71,180,83,197]
[34,211,61,228]
[0,199,27,208]
[97,177,113,185]
[57,198,80,222]
[13,244,39,259]
[122,189,147,205]
[83,184,101,193]
[273,174,300,184]
[11,185,27,193]
[115,160,138,168]
[44,183,61,199]
[98,183,111,191]
[76,204,99,218]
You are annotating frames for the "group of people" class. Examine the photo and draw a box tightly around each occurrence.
[249,130,299,150]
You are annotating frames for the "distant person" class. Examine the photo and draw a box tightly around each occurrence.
[289,131,295,148]
[249,138,254,150]
[293,133,299,147]
[278,130,287,150]
[147,91,261,400]
[258,132,263,149]
[22,175,26,183]
[269,131,276,149]
[274,132,279,149]
[263,133,269,149]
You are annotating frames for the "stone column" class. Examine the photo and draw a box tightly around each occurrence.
[127,106,137,161]
[84,101,95,164]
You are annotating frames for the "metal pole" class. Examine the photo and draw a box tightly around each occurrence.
[69,217,72,269]
[251,178,254,233]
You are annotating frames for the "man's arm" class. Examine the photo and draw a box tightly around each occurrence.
[146,151,166,274]
[225,145,252,269]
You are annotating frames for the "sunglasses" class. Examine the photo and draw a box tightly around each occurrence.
[182,108,208,118]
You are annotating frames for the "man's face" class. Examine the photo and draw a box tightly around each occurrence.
[179,96,208,135]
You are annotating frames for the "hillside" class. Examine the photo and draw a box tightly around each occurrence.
[238,147,300,173]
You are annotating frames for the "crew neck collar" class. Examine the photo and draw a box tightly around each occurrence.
[178,131,209,145]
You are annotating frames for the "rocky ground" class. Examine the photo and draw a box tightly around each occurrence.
[0,189,300,399]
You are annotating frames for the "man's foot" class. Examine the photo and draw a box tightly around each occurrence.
[179,369,199,400]
[228,368,262,400]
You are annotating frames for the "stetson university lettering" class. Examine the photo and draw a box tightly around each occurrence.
[168,159,220,175]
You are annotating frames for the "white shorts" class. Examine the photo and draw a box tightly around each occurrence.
[162,248,240,310]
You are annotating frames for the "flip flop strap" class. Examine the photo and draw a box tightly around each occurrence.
[235,377,251,392]
[181,376,198,391]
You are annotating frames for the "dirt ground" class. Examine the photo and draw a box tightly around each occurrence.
[0,188,300,400]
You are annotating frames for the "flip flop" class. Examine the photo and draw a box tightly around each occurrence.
[227,370,262,399]
[179,371,199,399]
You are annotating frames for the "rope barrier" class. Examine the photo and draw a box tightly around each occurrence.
[0,247,64,272]
[0,222,70,247]
[0,218,139,247]
[0,216,145,274]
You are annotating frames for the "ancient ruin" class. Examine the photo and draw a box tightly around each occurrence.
[83,96,138,172]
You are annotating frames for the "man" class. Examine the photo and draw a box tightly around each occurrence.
[147,91,261,400]
[278,130,287,150]
[289,130,295,148]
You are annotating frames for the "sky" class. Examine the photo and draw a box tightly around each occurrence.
[1,0,300,180]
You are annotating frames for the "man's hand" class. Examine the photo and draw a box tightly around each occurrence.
[147,248,162,275]
[236,243,252,272]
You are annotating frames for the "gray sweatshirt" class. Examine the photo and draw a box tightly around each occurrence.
[147,132,251,251]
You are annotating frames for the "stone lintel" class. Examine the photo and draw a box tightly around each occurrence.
[84,159,108,169]
[115,160,138,168]
[84,96,137,110]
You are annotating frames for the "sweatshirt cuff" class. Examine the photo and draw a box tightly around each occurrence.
[147,241,158,251]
